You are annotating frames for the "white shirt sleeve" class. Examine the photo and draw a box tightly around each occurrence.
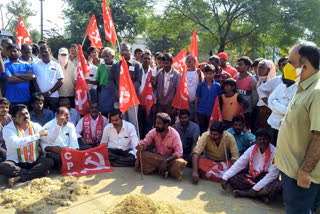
[56,63,64,79]
[3,126,40,149]
[75,117,84,139]
[252,160,280,191]
[69,124,79,149]
[100,125,110,144]
[257,77,279,99]
[128,124,139,156]
[268,85,287,115]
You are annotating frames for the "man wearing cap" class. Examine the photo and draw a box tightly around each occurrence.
[217,52,238,78]
[57,48,76,107]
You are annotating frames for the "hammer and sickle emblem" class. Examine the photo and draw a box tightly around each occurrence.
[80,152,110,174]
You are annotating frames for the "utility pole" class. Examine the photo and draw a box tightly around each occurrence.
[40,0,44,40]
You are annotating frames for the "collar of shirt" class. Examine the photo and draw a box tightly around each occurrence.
[300,71,320,91]
[228,128,244,136]
[177,122,191,132]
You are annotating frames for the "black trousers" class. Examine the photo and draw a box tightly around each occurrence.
[108,148,135,167]
[0,156,54,181]
[46,152,62,169]
[197,113,210,135]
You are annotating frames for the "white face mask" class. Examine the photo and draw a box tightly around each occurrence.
[295,66,303,83]
[58,55,68,66]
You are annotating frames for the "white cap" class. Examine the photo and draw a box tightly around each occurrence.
[58,47,69,55]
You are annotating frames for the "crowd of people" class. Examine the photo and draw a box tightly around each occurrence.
[0,37,319,214]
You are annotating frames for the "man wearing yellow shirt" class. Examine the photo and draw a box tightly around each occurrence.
[191,121,239,184]
[275,41,320,214]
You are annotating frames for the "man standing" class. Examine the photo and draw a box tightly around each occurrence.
[151,53,181,124]
[57,47,76,106]
[136,112,187,180]
[208,55,231,85]
[76,102,108,150]
[42,107,79,169]
[69,44,78,66]
[3,44,36,107]
[109,43,142,130]
[19,44,33,64]
[0,104,54,187]
[33,45,64,112]
[134,48,143,63]
[217,52,238,77]
[100,109,138,167]
[275,41,320,214]
[173,109,200,164]
[1,38,13,61]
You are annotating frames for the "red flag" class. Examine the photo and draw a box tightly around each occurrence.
[102,0,117,47]
[189,29,198,68]
[140,69,155,116]
[15,16,32,48]
[61,144,113,177]
[119,56,140,114]
[171,70,189,110]
[208,97,222,129]
[172,49,187,73]
[86,14,103,48]
[75,45,90,116]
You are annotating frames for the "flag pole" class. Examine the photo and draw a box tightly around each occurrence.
[81,35,87,46]
[116,39,121,58]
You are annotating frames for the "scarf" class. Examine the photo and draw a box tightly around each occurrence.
[82,113,104,144]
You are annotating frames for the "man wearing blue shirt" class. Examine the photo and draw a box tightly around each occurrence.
[195,64,221,134]
[3,44,35,107]
[227,115,255,155]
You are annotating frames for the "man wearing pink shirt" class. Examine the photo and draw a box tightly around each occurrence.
[217,52,238,78]
[136,112,187,181]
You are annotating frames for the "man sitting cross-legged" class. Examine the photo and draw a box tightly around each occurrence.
[100,109,138,167]
[42,107,79,169]
[221,128,281,202]
[75,101,108,150]
[192,121,239,184]
[136,112,187,181]
[0,104,55,187]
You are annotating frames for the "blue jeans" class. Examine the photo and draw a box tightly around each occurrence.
[281,171,320,214]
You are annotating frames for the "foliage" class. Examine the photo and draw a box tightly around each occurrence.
[29,29,41,44]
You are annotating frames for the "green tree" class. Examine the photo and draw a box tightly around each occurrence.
[29,29,41,44]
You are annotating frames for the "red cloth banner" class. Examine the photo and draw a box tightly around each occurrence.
[171,70,189,110]
[189,29,198,68]
[15,16,32,48]
[86,14,103,48]
[198,158,231,183]
[102,0,117,47]
[140,69,155,116]
[208,97,223,129]
[119,56,140,114]
[61,143,113,176]
[172,49,187,73]
[75,45,90,116]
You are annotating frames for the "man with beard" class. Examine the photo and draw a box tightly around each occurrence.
[100,109,138,167]
[227,115,256,155]
[69,44,78,66]
[3,44,36,107]
[0,104,55,187]
[136,112,187,180]
[19,44,33,64]
[32,45,64,112]
[173,109,200,164]
[76,101,108,150]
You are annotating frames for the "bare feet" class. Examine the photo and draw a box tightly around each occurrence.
[8,176,21,188]
[192,172,199,184]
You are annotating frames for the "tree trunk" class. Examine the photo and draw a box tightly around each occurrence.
[218,39,225,53]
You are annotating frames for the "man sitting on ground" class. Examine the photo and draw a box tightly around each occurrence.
[192,121,239,184]
[227,115,255,155]
[0,97,11,163]
[136,112,187,181]
[0,104,54,187]
[76,101,108,150]
[59,97,80,126]
[221,128,281,202]
[173,109,200,164]
[42,107,79,169]
[100,109,138,167]
[30,94,54,126]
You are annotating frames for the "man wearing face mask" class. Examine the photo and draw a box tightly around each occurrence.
[57,48,76,107]
[275,41,320,214]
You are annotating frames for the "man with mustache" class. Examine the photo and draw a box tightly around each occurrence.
[0,104,58,187]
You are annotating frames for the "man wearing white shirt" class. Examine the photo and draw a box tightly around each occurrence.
[267,75,297,146]
[101,109,138,167]
[42,107,79,169]
[33,45,64,112]
[221,129,281,202]
[76,102,108,150]
[0,104,57,187]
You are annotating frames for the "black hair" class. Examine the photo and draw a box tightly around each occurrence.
[70,44,77,48]
[208,55,220,64]
[40,44,51,53]
[110,109,123,118]
[232,115,245,124]
[296,41,320,69]
[155,52,163,59]
[162,53,173,62]
[237,56,252,67]
[32,44,40,55]
[38,40,46,45]
[120,43,131,51]
[156,112,171,125]
[204,64,215,73]
[134,48,143,55]
[0,97,10,105]
[10,104,27,117]
[88,46,98,54]
[31,94,45,103]
[255,128,272,141]
[210,121,224,134]
[6,43,20,51]
[21,44,31,52]
[179,109,190,117]
[222,78,237,92]
[278,57,288,67]
[252,58,264,67]
[142,49,152,58]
